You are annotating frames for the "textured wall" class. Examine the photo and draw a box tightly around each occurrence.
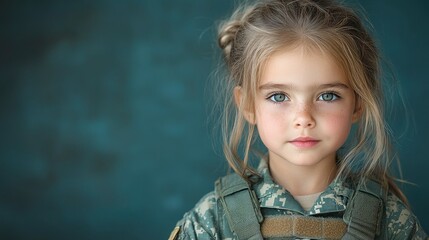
[0,0,428,239]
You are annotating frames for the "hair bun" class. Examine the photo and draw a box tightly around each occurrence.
[218,20,242,61]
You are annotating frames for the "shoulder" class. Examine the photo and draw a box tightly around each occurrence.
[384,192,428,239]
[173,190,235,240]
[175,192,219,240]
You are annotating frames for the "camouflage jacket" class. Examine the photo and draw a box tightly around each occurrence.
[172,160,428,239]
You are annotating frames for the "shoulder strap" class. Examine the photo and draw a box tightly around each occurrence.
[342,178,387,240]
[215,173,263,240]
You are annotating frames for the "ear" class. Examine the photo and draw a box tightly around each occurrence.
[234,86,256,124]
[352,97,363,123]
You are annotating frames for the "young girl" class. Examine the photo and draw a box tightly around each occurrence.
[171,0,427,239]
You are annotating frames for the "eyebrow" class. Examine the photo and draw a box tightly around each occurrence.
[258,82,350,91]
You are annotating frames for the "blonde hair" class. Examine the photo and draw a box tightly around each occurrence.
[216,0,407,202]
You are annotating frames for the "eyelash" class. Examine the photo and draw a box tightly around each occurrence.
[266,92,289,104]
[317,91,341,102]
[266,91,341,103]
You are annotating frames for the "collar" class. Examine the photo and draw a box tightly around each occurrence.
[252,159,355,216]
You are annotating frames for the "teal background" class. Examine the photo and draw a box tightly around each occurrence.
[0,1,428,239]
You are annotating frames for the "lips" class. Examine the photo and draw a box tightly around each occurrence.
[289,137,320,148]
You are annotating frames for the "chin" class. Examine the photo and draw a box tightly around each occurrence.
[290,160,321,167]
[285,154,328,166]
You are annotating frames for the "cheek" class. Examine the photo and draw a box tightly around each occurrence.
[255,106,287,142]
[320,109,353,140]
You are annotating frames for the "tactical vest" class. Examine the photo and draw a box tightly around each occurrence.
[215,173,387,240]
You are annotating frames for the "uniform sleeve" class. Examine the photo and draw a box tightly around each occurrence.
[172,192,221,240]
[385,193,428,240]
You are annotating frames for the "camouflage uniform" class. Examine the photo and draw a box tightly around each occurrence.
[172,160,428,239]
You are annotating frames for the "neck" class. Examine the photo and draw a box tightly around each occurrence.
[268,154,337,196]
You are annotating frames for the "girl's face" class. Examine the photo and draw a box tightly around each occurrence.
[253,46,360,169]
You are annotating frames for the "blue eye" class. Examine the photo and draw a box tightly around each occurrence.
[318,92,339,101]
[269,93,289,103]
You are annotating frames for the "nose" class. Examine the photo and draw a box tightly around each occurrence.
[293,105,315,129]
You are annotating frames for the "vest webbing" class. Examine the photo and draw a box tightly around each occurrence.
[215,173,386,240]
[262,215,347,239]
[342,179,386,239]
[215,174,263,240]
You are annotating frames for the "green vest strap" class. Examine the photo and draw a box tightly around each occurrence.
[216,174,386,240]
[342,179,386,239]
[215,173,263,240]
[262,215,347,239]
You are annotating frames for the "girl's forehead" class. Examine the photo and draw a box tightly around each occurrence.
[258,45,348,87]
